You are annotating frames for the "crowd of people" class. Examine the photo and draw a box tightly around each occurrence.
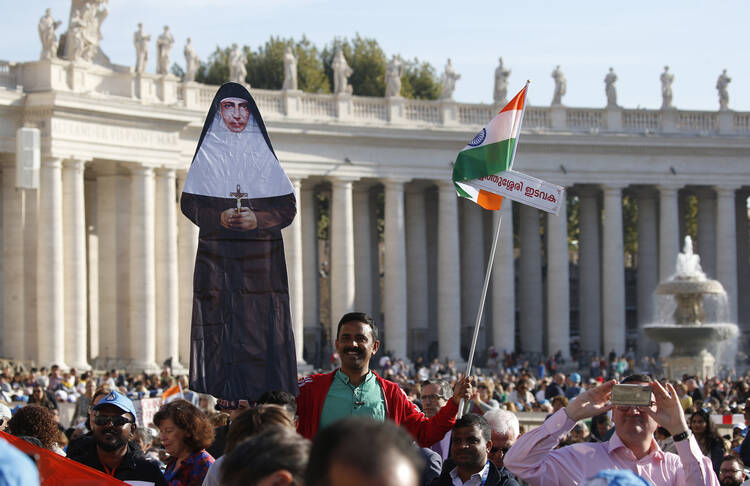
[1,313,750,485]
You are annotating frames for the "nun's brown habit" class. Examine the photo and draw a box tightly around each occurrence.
[181,82,297,402]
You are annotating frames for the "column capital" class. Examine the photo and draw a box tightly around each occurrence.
[41,157,64,169]
[601,182,628,192]
[383,177,410,190]
[436,179,456,191]
[714,184,742,195]
[131,165,155,176]
[62,158,88,170]
[657,183,684,193]
[155,167,177,178]
[330,176,358,188]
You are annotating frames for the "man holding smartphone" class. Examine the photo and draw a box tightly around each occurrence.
[504,374,718,485]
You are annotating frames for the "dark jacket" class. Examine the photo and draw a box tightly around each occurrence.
[67,436,167,486]
[427,461,519,486]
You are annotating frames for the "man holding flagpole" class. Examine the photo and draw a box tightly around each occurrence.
[451,82,564,416]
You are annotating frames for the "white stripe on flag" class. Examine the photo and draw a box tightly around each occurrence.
[460,108,524,152]
[461,170,565,215]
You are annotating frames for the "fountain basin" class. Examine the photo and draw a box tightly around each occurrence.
[644,323,738,356]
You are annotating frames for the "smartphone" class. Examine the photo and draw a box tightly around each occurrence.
[610,384,652,406]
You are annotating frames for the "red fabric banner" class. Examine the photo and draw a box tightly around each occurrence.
[0,430,126,485]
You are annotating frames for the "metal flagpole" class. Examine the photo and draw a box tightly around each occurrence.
[457,209,503,418]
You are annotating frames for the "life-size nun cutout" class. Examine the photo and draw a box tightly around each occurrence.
[181,82,297,403]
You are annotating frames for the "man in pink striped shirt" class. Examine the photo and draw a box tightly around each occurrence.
[504,374,718,485]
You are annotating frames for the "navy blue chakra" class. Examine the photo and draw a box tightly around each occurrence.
[468,128,486,147]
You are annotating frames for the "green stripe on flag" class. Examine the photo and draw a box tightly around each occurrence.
[452,138,517,183]
[454,182,472,199]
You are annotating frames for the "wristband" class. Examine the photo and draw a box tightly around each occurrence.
[673,430,691,442]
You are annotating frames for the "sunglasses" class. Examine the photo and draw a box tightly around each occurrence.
[490,446,509,456]
[93,415,133,427]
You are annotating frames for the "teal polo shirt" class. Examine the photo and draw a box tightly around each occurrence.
[319,369,386,428]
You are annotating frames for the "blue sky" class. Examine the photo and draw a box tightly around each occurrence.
[2,1,747,110]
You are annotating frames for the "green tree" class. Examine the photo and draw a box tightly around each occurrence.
[321,35,386,97]
[401,58,441,100]
[295,36,330,93]
[195,46,232,86]
[170,62,184,80]
[247,36,287,90]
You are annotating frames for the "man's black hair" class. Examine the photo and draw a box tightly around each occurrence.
[621,374,653,384]
[722,454,745,469]
[454,413,491,442]
[221,425,310,486]
[257,390,298,415]
[336,312,378,341]
[305,417,424,486]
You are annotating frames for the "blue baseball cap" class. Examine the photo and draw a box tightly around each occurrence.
[93,390,137,419]
[570,373,582,384]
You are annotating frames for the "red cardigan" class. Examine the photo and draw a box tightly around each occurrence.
[296,369,458,447]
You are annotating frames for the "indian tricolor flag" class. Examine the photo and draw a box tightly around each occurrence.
[453,83,528,210]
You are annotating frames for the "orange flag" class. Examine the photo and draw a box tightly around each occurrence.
[0,430,126,486]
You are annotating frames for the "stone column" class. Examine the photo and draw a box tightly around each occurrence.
[62,159,89,369]
[85,177,99,362]
[384,179,408,359]
[546,191,570,358]
[518,204,543,354]
[2,164,26,360]
[353,184,374,316]
[437,181,462,361]
[329,178,355,342]
[177,172,199,366]
[37,157,66,367]
[578,186,601,354]
[602,184,626,355]
[96,172,118,360]
[282,177,306,365]
[491,199,515,353]
[406,184,429,358]
[460,198,485,349]
[300,184,319,357]
[696,187,717,278]
[129,166,158,372]
[635,187,659,355]
[155,169,183,371]
[715,185,739,322]
[737,190,750,331]
[658,184,682,282]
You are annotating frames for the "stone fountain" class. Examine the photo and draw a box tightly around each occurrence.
[644,236,738,379]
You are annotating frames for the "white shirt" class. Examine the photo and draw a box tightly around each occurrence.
[450,461,490,486]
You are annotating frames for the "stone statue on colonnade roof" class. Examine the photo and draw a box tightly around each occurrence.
[229,43,248,85]
[604,67,618,107]
[332,48,353,95]
[439,58,460,100]
[133,23,150,74]
[660,66,674,109]
[717,69,731,111]
[156,26,174,75]
[38,8,62,60]
[551,65,566,105]
[385,55,403,98]
[493,57,511,105]
[184,37,200,82]
[63,0,108,63]
[282,46,298,90]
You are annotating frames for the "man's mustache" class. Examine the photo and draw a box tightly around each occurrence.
[343,347,364,355]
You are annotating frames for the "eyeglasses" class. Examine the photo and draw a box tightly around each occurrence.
[93,415,133,427]
[490,446,509,456]
[719,468,742,474]
[420,394,444,402]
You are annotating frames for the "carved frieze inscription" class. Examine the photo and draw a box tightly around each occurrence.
[50,117,178,147]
